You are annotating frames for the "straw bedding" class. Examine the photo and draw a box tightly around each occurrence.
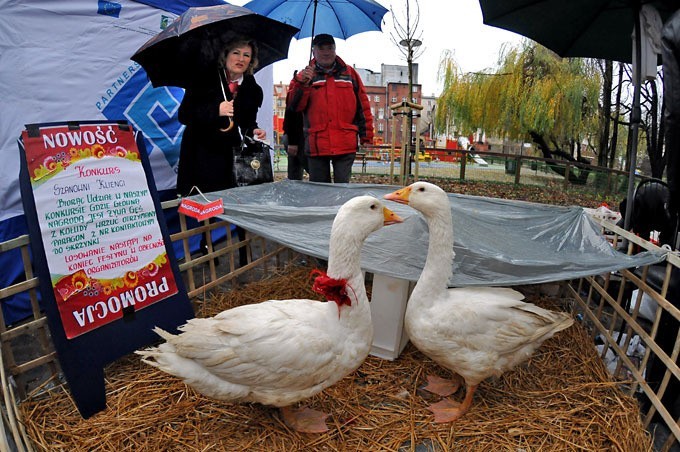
[19,266,651,451]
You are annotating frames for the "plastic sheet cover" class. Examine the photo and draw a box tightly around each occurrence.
[202,180,666,287]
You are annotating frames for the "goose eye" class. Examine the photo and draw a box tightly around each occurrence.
[370,204,377,210]
[418,187,425,192]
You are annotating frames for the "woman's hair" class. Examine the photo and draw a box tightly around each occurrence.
[219,37,259,75]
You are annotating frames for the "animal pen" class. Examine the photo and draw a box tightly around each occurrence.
[0,190,679,451]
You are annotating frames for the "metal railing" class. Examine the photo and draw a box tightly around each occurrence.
[349,146,635,199]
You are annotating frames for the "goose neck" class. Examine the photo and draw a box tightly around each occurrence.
[326,232,366,301]
[418,209,454,294]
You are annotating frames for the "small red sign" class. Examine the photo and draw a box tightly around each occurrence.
[178,197,224,221]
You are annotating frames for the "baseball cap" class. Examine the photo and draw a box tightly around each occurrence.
[312,34,335,46]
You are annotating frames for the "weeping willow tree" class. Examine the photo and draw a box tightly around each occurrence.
[436,42,601,182]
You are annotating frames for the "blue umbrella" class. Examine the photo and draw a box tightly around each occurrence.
[243,0,388,40]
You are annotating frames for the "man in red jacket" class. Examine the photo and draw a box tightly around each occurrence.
[288,34,374,183]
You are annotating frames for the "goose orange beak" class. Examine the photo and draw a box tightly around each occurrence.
[383,206,403,225]
[384,186,412,205]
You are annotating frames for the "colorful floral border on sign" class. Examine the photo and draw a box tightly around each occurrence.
[22,124,179,338]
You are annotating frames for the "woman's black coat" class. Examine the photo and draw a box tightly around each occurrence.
[176,69,263,196]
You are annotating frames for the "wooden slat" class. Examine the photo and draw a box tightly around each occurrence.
[0,234,30,252]
[0,317,50,342]
[0,278,40,301]
[566,282,680,442]
[11,353,58,376]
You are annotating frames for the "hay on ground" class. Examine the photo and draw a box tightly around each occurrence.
[18,266,651,451]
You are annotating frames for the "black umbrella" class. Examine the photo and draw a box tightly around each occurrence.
[131,4,299,88]
[663,10,680,236]
[479,1,679,63]
[479,0,680,229]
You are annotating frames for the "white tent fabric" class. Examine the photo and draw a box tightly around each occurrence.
[0,0,273,223]
[203,180,666,286]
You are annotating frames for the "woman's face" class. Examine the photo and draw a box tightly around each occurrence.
[225,44,253,79]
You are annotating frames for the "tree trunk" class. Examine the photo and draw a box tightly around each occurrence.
[609,63,625,169]
[598,60,613,167]
[529,131,591,184]
[646,80,664,178]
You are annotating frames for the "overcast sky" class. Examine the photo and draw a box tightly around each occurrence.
[232,0,524,96]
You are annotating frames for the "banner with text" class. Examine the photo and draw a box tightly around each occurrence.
[22,123,178,338]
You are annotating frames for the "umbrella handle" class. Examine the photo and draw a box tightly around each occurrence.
[218,70,235,132]
[217,69,239,132]
[219,118,234,133]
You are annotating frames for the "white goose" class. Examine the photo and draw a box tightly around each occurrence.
[385,182,573,422]
[137,196,402,433]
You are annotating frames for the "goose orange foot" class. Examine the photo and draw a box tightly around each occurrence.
[426,384,477,423]
[280,406,330,433]
[422,374,461,397]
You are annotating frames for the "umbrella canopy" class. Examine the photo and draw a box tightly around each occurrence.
[663,10,680,233]
[478,0,680,230]
[479,0,679,63]
[131,4,299,88]
[243,0,388,40]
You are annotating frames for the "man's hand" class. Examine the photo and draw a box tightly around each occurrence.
[296,65,314,84]
[287,144,298,156]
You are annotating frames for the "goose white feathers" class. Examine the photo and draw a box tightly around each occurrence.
[385,182,573,422]
[137,195,402,433]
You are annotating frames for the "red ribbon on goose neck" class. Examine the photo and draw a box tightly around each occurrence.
[310,269,355,308]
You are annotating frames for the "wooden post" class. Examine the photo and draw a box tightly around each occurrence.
[413,111,421,181]
[389,101,424,186]
[399,111,408,185]
[514,155,522,185]
[460,149,467,181]
[389,112,397,180]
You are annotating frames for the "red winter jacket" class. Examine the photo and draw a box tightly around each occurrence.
[288,56,373,157]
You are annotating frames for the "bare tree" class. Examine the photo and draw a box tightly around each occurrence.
[390,0,424,98]
[389,0,424,170]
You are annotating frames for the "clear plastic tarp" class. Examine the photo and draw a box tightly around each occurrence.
[201,180,666,286]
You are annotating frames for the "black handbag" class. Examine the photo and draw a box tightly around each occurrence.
[233,136,274,187]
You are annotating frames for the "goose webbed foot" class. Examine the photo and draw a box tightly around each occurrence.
[426,383,477,423]
[422,373,462,397]
[280,405,329,433]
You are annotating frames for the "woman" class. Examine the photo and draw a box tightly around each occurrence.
[176,37,266,196]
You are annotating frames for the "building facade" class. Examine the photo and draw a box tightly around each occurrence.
[420,95,437,147]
